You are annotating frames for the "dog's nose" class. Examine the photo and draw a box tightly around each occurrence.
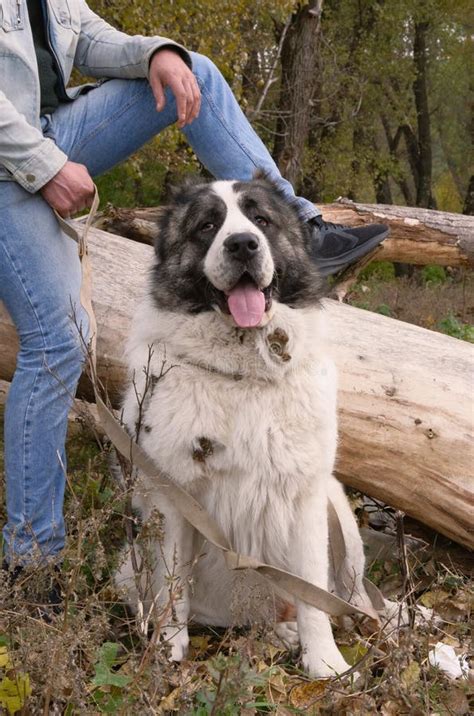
[223,233,260,261]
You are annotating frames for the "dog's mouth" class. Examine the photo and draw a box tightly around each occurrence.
[214,273,273,328]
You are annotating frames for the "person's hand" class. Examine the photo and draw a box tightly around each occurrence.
[149,49,201,128]
[40,161,95,218]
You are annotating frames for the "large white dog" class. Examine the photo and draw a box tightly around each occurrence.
[116,177,374,677]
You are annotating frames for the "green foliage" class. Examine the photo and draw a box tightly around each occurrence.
[0,644,31,716]
[376,303,392,316]
[359,261,396,282]
[437,313,474,342]
[421,265,447,285]
[192,653,273,714]
[90,642,133,713]
[80,1,471,210]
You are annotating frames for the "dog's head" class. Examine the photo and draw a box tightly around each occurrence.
[151,176,324,328]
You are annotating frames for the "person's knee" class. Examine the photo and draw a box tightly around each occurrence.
[18,313,88,390]
[48,317,88,382]
[190,52,221,85]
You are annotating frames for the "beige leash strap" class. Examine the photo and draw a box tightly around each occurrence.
[62,189,381,622]
[55,193,99,362]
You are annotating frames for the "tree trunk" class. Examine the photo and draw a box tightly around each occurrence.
[0,222,472,548]
[380,115,415,206]
[371,137,394,205]
[91,201,474,268]
[272,0,323,187]
[413,21,435,208]
[463,175,474,216]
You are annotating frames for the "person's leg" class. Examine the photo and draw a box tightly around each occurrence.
[0,182,88,565]
[43,54,318,220]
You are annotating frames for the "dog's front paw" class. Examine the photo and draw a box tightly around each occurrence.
[162,627,189,662]
[302,647,351,679]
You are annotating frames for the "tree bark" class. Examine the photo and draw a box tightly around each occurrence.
[0,223,472,548]
[272,0,323,187]
[463,175,474,216]
[91,201,474,268]
[380,115,415,206]
[413,21,435,208]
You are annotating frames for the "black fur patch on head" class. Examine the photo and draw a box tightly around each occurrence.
[150,175,326,313]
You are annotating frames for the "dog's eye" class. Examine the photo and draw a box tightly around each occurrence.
[200,222,216,232]
[254,215,269,227]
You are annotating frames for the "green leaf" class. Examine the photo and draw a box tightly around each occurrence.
[91,642,131,689]
[97,642,121,669]
[93,688,126,714]
[92,664,131,688]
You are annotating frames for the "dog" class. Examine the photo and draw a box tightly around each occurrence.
[115,176,375,677]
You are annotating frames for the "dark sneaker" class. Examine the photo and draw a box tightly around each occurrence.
[2,560,63,620]
[308,216,389,276]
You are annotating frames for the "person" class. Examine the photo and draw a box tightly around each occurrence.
[0,0,388,575]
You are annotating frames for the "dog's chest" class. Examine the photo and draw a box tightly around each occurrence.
[137,353,337,491]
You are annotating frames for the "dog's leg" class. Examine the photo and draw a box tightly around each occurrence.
[290,486,352,678]
[153,501,194,661]
[116,493,194,662]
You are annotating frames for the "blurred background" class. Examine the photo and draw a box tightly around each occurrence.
[87,0,473,214]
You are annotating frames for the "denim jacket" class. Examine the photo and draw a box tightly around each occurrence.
[0,0,190,192]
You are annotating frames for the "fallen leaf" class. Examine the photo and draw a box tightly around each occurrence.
[0,647,11,670]
[266,667,287,695]
[290,680,328,709]
[158,686,182,713]
[0,673,31,715]
[266,644,286,661]
[339,643,368,666]
[189,634,211,656]
[419,590,450,609]
[381,701,402,716]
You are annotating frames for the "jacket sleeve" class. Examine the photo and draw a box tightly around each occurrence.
[74,1,192,79]
[0,91,68,193]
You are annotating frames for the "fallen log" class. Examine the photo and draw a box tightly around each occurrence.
[93,200,474,267]
[0,224,472,548]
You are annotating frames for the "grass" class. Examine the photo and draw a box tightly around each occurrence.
[346,264,474,343]
[0,266,473,713]
[0,409,472,713]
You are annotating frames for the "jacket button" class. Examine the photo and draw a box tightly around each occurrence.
[26,174,36,183]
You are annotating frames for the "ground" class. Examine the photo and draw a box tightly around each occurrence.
[0,264,472,714]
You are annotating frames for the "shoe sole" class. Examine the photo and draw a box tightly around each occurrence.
[315,229,390,277]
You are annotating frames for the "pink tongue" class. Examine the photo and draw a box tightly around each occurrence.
[227,283,266,328]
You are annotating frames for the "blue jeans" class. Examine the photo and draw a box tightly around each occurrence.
[0,52,319,564]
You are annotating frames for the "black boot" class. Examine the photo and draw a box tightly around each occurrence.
[308,216,389,276]
[2,560,63,620]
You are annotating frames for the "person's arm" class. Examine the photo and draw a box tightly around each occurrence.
[75,2,200,127]
[0,91,68,193]
[74,1,191,80]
